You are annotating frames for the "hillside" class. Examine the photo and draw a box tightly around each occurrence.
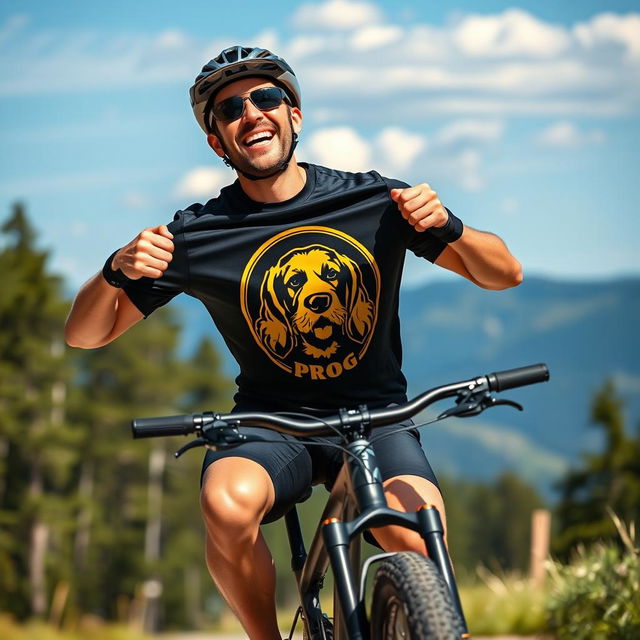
[173,276,640,496]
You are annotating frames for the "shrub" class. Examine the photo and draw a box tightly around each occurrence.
[546,515,640,639]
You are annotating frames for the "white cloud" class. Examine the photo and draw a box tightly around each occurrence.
[535,121,606,147]
[292,0,382,31]
[400,25,446,59]
[302,127,371,172]
[459,149,484,191]
[122,191,151,210]
[299,124,488,192]
[0,24,201,96]
[1,7,638,121]
[154,29,189,51]
[70,222,89,239]
[574,12,640,60]
[350,24,402,51]
[435,119,505,146]
[252,29,279,53]
[375,128,426,172]
[452,9,570,58]
[287,35,330,59]
[174,167,231,199]
[500,197,520,216]
[0,14,28,45]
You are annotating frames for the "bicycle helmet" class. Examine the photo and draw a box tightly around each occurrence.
[189,46,301,135]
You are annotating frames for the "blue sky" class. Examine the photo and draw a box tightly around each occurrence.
[1,0,639,289]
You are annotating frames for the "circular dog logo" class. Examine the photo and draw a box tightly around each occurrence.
[240,226,380,379]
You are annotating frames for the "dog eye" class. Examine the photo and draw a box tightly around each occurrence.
[324,268,338,279]
[287,274,304,288]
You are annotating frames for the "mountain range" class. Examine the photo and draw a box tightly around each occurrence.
[173,276,640,498]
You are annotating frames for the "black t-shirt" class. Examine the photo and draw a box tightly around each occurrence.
[123,163,446,410]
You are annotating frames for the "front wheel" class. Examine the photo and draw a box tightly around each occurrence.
[370,552,465,640]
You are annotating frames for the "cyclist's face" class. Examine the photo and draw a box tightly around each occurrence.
[207,77,302,177]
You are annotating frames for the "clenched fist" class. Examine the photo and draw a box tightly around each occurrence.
[111,225,174,280]
[390,183,448,233]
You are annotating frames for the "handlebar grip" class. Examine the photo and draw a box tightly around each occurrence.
[487,363,549,392]
[131,414,196,439]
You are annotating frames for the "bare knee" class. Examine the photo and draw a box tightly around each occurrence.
[200,458,275,542]
[374,475,447,554]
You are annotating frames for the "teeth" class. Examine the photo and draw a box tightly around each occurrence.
[245,131,274,145]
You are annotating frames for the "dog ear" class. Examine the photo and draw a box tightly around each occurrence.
[341,255,374,343]
[255,266,295,359]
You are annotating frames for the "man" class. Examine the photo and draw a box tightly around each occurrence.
[65,46,522,640]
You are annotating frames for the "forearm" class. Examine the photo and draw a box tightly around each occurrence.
[64,273,126,348]
[448,226,523,290]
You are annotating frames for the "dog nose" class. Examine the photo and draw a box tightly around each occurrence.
[304,293,331,313]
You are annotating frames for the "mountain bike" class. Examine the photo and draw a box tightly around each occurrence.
[132,363,549,640]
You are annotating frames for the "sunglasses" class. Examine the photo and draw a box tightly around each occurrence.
[209,87,290,124]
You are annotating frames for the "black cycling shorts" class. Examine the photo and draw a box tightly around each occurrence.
[201,402,439,524]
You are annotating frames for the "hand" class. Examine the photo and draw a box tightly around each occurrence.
[112,225,174,280]
[390,183,448,233]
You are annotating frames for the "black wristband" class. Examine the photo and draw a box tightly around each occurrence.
[429,208,464,243]
[102,250,132,288]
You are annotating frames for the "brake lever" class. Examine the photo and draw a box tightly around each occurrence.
[175,438,207,458]
[438,391,523,419]
[201,420,248,451]
[173,419,250,458]
[491,398,523,412]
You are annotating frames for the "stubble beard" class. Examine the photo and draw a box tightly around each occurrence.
[225,112,294,177]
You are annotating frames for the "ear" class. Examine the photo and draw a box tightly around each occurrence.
[290,106,303,136]
[341,256,374,343]
[207,133,226,159]
[255,267,295,359]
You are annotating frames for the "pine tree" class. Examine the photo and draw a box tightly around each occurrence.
[553,380,640,556]
[0,202,76,618]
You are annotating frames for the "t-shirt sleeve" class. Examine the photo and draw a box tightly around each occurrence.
[382,176,447,264]
[121,210,191,318]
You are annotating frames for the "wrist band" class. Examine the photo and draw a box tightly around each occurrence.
[102,250,132,288]
[429,208,463,243]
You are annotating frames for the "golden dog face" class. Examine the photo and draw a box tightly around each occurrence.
[255,244,374,360]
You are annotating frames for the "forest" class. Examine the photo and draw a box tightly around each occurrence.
[1,202,639,635]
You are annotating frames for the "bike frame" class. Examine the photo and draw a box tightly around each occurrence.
[132,363,549,640]
[283,433,469,640]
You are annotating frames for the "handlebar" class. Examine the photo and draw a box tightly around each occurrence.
[132,363,549,440]
[487,363,549,392]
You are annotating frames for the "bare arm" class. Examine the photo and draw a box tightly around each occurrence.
[391,184,522,290]
[434,228,522,290]
[64,275,144,348]
[64,225,174,349]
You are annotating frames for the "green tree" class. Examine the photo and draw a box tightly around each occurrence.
[553,379,640,556]
[0,202,76,618]
[65,307,184,624]
[441,471,544,575]
[154,336,233,629]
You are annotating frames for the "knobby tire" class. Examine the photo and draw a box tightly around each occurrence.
[370,552,465,640]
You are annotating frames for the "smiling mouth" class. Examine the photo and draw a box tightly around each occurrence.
[311,317,334,340]
[243,131,275,148]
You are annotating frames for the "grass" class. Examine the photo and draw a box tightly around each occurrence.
[459,568,549,636]
[0,615,149,640]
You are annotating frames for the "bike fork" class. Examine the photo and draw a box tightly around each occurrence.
[417,504,470,636]
[323,519,368,640]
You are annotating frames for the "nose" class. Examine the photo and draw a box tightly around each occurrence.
[304,293,331,313]
[242,97,264,122]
